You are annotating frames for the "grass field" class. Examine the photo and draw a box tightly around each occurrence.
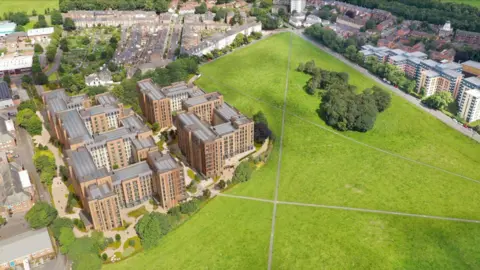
[440,0,480,7]
[108,33,480,269]
[0,0,58,14]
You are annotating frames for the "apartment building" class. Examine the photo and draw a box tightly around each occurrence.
[183,92,224,123]
[459,89,480,122]
[177,94,254,178]
[462,60,480,77]
[137,78,173,129]
[67,147,183,231]
[454,30,480,46]
[147,151,185,208]
[159,82,203,112]
[457,77,480,103]
[43,89,91,141]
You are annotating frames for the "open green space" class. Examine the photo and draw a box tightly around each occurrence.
[105,197,272,269]
[127,206,148,219]
[0,0,58,14]
[108,32,480,268]
[273,205,480,269]
[439,0,480,7]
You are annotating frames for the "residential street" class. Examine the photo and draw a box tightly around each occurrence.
[15,128,51,203]
[290,29,480,143]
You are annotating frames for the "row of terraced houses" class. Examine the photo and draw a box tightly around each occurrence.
[359,45,480,123]
[43,80,254,231]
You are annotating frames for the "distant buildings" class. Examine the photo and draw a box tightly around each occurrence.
[85,69,114,87]
[462,60,480,77]
[0,22,16,36]
[454,30,480,46]
[439,21,453,38]
[0,55,33,78]
[63,11,158,28]
[0,228,55,270]
[290,0,306,13]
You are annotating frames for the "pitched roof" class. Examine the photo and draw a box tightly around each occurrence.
[0,81,11,100]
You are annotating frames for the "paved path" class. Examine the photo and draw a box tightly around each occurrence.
[46,49,63,76]
[267,32,292,270]
[218,193,480,224]
[290,29,480,143]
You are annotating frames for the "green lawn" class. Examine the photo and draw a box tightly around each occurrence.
[439,0,480,7]
[0,0,58,14]
[273,205,480,269]
[127,206,148,219]
[107,32,480,269]
[105,197,272,269]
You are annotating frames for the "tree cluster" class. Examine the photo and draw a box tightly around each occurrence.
[60,0,170,13]
[34,15,49,29]
[33,146,57,186]
[17,108,42,136]
[421,91,453,110]
[232,162,254,184]
[298,61,391,132]
[25,202,58,229]
[203,32,262,60]
[250,7,282,30]
[340,0,480,33]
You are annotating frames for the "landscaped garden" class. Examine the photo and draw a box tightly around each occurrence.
[107,32,480,269]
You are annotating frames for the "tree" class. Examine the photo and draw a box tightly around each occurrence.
[217,180,226,189]
[195,2,207,14]
[115,234,121,242]
[34,44,44,53]
[34,72,49,85]
[15,25,25,32]
[34,15,48,28]
[9,12,29,26]
[345,45,358,61]
[46,45,57,63]
[154,0,169,13]
[59,227,76,253]
[135,213,171,249]
[366,86,391,112]
[60,38,69,52]
[214,9,227,22]
[63,18,76,31]
[25,202,58,229]
[51,10,63,25]
[422,91,453,110]
[18,100,37,112]
[253,111,268,125]
[202,189,211,199]
[16,109,43,136]
[365,19,376,30]
[50,217,74,239]
[232,33,246,48]
[254,123,272,144]
[232,162,253,183]
[102,253,108,261]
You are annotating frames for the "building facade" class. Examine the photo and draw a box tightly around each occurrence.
[137,78,173,129]
[459,89,480,123]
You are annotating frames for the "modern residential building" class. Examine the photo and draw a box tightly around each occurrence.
[462,60,480,77]
[0,228,55,270]
[457,76,480,103]
[137,78,173,129]
[67,147,183,231]
[459,89,480,122]
[177,95,254,177]
[159,81,203,112]
[147,151,186,209]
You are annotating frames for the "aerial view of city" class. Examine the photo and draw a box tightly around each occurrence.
[0,0,479,269]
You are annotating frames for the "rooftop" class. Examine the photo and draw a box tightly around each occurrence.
[466,89,480,98]
[87,183,115,200]
[137,79,165,100]
[27,27,54,37]
[464,76,480,86]
[0,55,33,72]
[148,151,180,173]
[58,109,91,142]
[211,122,236,136]
[120,115,150,132]
[0,228,53,264]
[67,148,109,182]
[112,161,152,185]
[178,113,217,142]
[462,60,480,70]
[0,81,11,100]
[95,93,118,105]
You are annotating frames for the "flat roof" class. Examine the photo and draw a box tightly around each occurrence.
[67,148,109,182]
[466,89,480,98]
[0,228,52,264]
[87,183,115,200]
[212,122,235,136]
[0,55,33,72]
[120,115,149,132]
[215,103,240,121]
[464,77,480,86]
[112,161,152,185]
[148,151,179,173]
[58,109,91,141]
[137,79,165,100]
[424,70,439,77]
[178,113,217,141]
[96,93,118,105]
[0,81,11,100]
[18,170,31,189]
[27,27,54,37]
[462,60,480,70]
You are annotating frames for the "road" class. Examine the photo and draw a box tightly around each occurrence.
[290,29,480,143]
[46,49,63,76]
[15,128,52,204]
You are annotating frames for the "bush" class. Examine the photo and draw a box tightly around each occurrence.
[202,189,211,200]
[115,234,121,242]
[128,239,135,247]
[232,162,253,183]
[102,253,108,261]
[217,180,226,189]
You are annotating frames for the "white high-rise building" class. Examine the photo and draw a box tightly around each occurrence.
[290,0,306,13]
[459,89,480,122]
